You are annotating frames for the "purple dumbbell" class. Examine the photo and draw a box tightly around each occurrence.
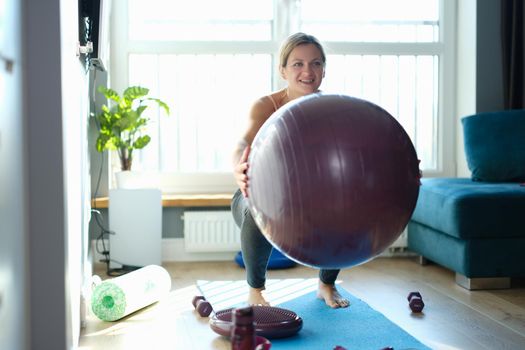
[192,295,213,317]
[407,291,424,313]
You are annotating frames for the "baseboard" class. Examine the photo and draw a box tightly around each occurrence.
[161,238,238,262]
[91,238,237,264]
[379,246,418,258]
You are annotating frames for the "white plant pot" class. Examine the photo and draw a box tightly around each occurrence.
[115,171,160,189]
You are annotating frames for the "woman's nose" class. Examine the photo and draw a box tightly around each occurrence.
[302,63,315,73]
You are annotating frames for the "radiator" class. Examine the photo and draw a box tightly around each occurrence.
[184,211,241,252]
[183,210,410,256]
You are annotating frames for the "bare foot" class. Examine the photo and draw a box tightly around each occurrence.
[317,281,350,309]
[248,287,270,306]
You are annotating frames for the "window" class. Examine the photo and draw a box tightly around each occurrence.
[110,0,455,193]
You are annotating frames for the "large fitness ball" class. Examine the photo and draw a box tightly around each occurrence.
[247,94,420,269]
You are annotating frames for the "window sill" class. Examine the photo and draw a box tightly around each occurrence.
[91,193,233,208]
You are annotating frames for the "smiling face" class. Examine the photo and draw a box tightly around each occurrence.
[280,43,325,98]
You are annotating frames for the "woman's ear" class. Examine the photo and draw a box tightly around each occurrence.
[279,66,286,80]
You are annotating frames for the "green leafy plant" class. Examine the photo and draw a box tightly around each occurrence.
[95,85,170,171]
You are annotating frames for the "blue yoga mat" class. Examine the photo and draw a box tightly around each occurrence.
[197,279,431,350]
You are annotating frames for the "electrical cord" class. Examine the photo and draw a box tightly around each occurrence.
[91,154,141,276]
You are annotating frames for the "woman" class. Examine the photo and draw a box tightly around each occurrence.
[231,33,350,309]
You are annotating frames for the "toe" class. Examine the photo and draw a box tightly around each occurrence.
[338,298,350,308]
[327,300,340,309]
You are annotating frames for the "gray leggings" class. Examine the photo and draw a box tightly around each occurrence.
[231,189,340,289]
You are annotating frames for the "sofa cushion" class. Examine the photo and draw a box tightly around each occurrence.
[462,109,525,182]
[411,178,525,239]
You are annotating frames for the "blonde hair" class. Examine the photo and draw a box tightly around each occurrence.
[279,32,326,68]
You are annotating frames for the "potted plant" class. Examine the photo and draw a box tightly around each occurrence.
[95,85,170,176]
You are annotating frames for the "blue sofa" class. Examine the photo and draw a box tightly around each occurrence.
[407,110,525,290]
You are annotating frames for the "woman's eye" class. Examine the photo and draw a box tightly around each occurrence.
[292,62,302,67]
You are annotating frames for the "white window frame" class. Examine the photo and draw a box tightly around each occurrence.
[109,0,456,193]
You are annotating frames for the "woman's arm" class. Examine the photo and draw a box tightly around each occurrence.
[232,97,274,197]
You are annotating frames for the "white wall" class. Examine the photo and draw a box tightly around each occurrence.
[455,0,505,178]
[455,0,477,177]
[25,0,68,346]
[0,0,27,349]
[60,0,92,345]
[0,0,90,349]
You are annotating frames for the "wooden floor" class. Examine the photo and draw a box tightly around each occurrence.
[79,257,525,350]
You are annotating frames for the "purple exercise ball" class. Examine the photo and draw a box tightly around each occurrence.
[246,94,420,269]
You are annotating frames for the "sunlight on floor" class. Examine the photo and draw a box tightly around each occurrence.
[83,276,333,336]
[79,281,230,349]
[79,278,322,349]
[427,341,463,350]
[81,284,199,338]
[197,278,320,310]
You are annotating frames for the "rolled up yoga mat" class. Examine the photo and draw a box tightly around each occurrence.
[91,265,172,321]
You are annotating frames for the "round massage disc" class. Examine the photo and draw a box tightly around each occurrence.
[209,305,303,339]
